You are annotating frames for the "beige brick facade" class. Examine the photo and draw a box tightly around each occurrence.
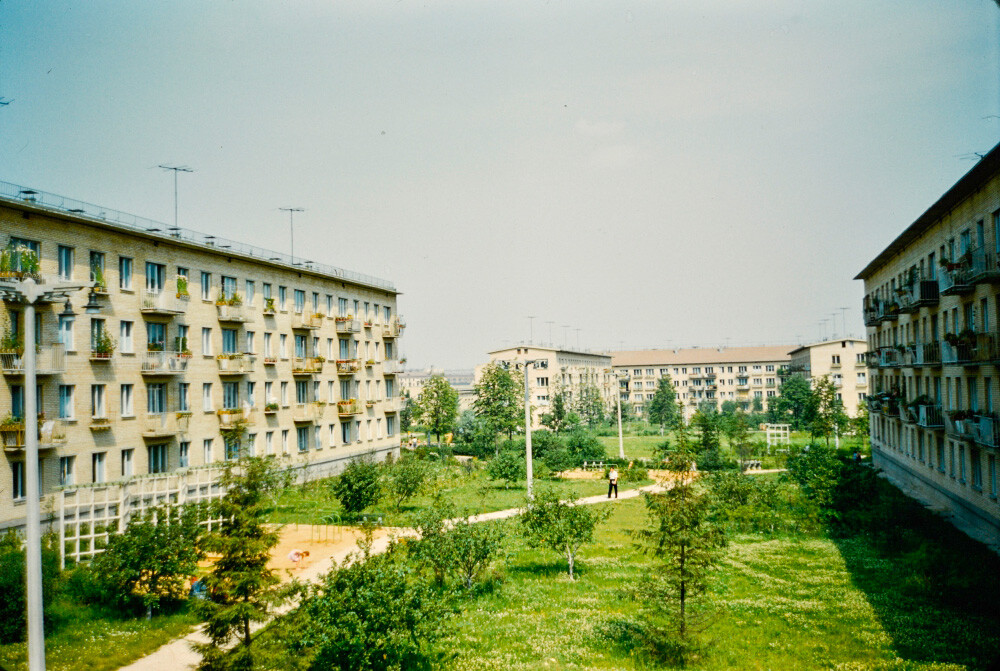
[856,143,1000,547]
[0,186,404,530]
[788,338,869,418]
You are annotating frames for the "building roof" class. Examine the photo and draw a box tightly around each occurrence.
[787,338,867,356]
[855,140,1000,281]
[611,345,793,367]
[487,344,611,360]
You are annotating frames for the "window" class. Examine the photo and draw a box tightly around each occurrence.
[264,332,272,357]
[89,251,106,289]
[58,314,75,351]
[294,289,305,314]
[327,295,334,316]
[148,444,168,474]
[281,429,289,455]
[245,280,256,306]
[146,262,166,293]
[119,256,133,290]
[226,438,240,461]
[296,380,309,404]
[11,462,25,501]
[387,415,395,437]
[122,448,134,478]
[280,334,288,358]
[294,334,307,358]
[203,439,213,464]
[221,275,237,301]
[179,383,190,412]
[203,383,213,411]
[90,318,107,353]
[120,384,133,417]
[222,328,238,354]
[246,331,255,354]
[58,246,74,279]
[179,441,190,468]
[91,384,106,418]
[339,297,348,316]
[176,324,189,353]
[223,382,239,410]
[312,292,320,312]
[147,322,166,352]
[59,456,75,487]
[265,381,274,404]
[280,381,289,406]
[314,425,322,450]
[341,422,351,444]
[246,381,256,407]
[766,365,775,372]
[201,271,212,301]
[297,426,310,453]
[92,452,106,484]
[59,385,74,419]
[115,320,132,353]
[278,286,287,310]
[202,327,212,355]
[265,431,274,455]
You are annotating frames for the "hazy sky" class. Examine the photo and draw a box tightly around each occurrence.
[2,1,999,369]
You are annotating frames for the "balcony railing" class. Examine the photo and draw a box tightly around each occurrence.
[913,341,941,366]
[974,414,1000,448]
[217,408,257,427]
[337,399,362,416]
[216,303,253,322]
[140,289,188,315]
[1,419,67,451]
[335,318,361,334]
[1,344,65,375]
[878,347,903,368]
[292,357,324,374]
[382,360,405,375]
[941,333,994,366]
[142,411,190,437]
[89,409,115,431]
[336,359,361,375]
[917,404,944,428]
[898,280,939,312]
[141,350,190,375]
[938,264,974,295]
[382,320,402,338]
[382,397,405,413]
[216,354,254,374]
[292,312,324,330]
[293,402,325,422]
[968,245,1000,285]
[944,412,977,440]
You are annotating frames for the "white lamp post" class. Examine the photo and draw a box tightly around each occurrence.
[0,276,95,671]
[607,370,626,459]
[520,357,547,499]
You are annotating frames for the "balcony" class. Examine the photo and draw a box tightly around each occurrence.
[864,351,880,369]
[335,317,361,334]
[292,312,324,330]
[880,300,900,323]
[383,397,404,413]
[293,402,325,423]
[141,350,190,375]
[292,357,324,375]
[944,411,977,441]
[216,303,253,323]
[900,404,917,424]
[337,399,362,416]
[382,360,405,375]
[877,347,902,368]
[974,414,1000,448]
[968,245,1000,285]
[941,333,994,366]
[216,354,254,375]
[382,319,403,338]
[1,344,65,376]
[217,408,257,428]
[263,357,278,366]
[863,302,881,327]
[913,341,941,367]
[142,411,190,437]
[89,410,115,431]
[916,404,944,428]
[1,419,67,452]
[336,359,361,375]
[898,280,939,312]
[938,263,974,296]
[140,289,187,315]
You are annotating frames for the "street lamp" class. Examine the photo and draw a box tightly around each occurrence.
[501,356,548,498]
[0,275,94,671]
[607,369,627,459]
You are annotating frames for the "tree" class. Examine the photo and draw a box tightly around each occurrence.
[811,375,850,446]
[540,390,569,433]
[400,390,414,433]
[414,375,459,445]
[564,429,607,461]
[850,406,870,449]
[487,449,525,489]
[447,517,506,589]
[195,456,292,671]
[574,383,605,428]
[647,377,680,431]
[773,375,817,430]
[692,408,723,469]
[330,455,383,515]
[0,531,60,644]
[719,411,753,471]
[91,504,205,617]
[383,456,428,511]
[473,363,523,447]
[635,465,726,658]
[520,487,609,579]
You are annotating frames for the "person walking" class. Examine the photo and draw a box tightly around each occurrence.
[607,466,618,499]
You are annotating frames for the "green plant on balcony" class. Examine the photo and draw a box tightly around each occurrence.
[220,415,248,445]
[147,341,165,352]
[90,265,107,292]
[957,328,977,346]
[92,330,116,356]
[943,332,960,346]
[174,336,192,356]
[264,297,276,313]
[265,402,279,412]
[227,292,243,306]
[175,274,189,297]
[0,318,22,354]
[907,394,933,408]
[0,413,20,428]
[1,246,40,279]
[313,355,325,364]
[335,314,353,322]
[948,409,975,422]
[216,353,243,360]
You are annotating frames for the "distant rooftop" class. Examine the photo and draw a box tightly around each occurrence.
[612,345,794,366]
[0,180,396,292]
[488,342,612,359]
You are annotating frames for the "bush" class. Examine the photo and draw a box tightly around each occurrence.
[487,450,525,488]
[0,531,61,644]
[383,456,429,511]
[330,456,383,515]
[542,447,575,473]
[565,430,606,461]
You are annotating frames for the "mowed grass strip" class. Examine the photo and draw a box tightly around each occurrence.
[436,496,999,670]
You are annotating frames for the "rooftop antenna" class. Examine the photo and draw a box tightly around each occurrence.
[527,316,536,345]
[575,328,581,349]
[562,324,570,348]
[545,320,555,346]
[279,207,304,266]
[839,307,850,339]
[159,165,194,231]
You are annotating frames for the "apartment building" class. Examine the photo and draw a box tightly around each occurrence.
[611,346,792,420]
[400,368,476,413]
[0,181,405,530]
[787,338,869,417]
[478,345,614,428]
[856,143,1000,547]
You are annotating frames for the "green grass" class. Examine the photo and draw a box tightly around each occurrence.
[0,606,197,671]
[268,463,651,526]
[435,497,1000,670]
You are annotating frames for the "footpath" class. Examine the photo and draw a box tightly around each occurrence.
[117,481,665,671]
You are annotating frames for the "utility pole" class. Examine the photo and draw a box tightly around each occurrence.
[158,165,193,231]
[527,315,536,344]
[280,207,304,265]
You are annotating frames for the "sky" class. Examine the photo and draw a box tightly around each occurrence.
[2,1,999,369]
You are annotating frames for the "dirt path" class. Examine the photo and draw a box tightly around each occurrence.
[117,481,666,671]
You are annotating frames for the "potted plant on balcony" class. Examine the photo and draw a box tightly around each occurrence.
[335,314,353,322]
[92,330,116,359]
[175,336,192,357]
[264,297,276,314]
[147,341,165,352]
[0,319,22,357]
[91,266,108,293]
[175,274,189,298]
[264,402,279,413]
[0,246,40,280]
[227,293,243,307]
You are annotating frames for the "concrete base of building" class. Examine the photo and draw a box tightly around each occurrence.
[872,448,1000,554]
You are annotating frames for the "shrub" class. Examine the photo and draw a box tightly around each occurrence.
[0,531,61,644]
[565,430,606,461]
[487,450,526,488]
[330,455,383,515]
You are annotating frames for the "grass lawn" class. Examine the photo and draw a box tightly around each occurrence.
[0,607,197,671]
[268,464,651,526]
[436,496,1000,670]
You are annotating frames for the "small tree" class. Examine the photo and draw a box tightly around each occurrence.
[540,390,569,433]
[647,377,680,432]
[487,450,525,489]
[91,504,205,617]
[447,517,506,589]
[195,456,292,671]
[473,363,523,447]
[400,390,414,433]
[330,455,383,515]
[521,487,609,579]
[811,376,850,446]
[0,532,60,644]
[414,375,460,445]
[574,383,605,428]
[383,456,428,511]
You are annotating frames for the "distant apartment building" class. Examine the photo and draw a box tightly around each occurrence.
[400,368,476,413]
[611,346,792,420]
[0,181,405,531]
[856,142,1000,546]
[787,338,869,417]
[477,345,614,428]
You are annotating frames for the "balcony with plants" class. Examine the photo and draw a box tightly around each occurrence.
[941,330,994,366]
[293,401,325,423]
[336,358,361,375]
[291,311,324,330]
[90,330,117,362]
[1,414,67,451]
[973,413,1000,448]
[142,410,191,437]
[263,297,277,315]
[382,359,406,375]
[0,246,40,281]
[944,409,978,440]
[335,316,360,333]
[217,407,256,428]
[140,287,188,315]
[292,355,324,375]
[877,346,903,368]
[216,353,254,374]
[967,244,1000,285]
[264,401,280,415]
[142,344,190,375]
[337,399,361,416]
[216,293,252,322]
[0,338,64,376]
[938,254,975,295]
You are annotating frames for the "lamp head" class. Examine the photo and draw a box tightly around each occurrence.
[84,290,102,314]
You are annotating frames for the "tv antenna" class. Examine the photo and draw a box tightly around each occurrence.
[280,207,305,265]
[158,165,194,231]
